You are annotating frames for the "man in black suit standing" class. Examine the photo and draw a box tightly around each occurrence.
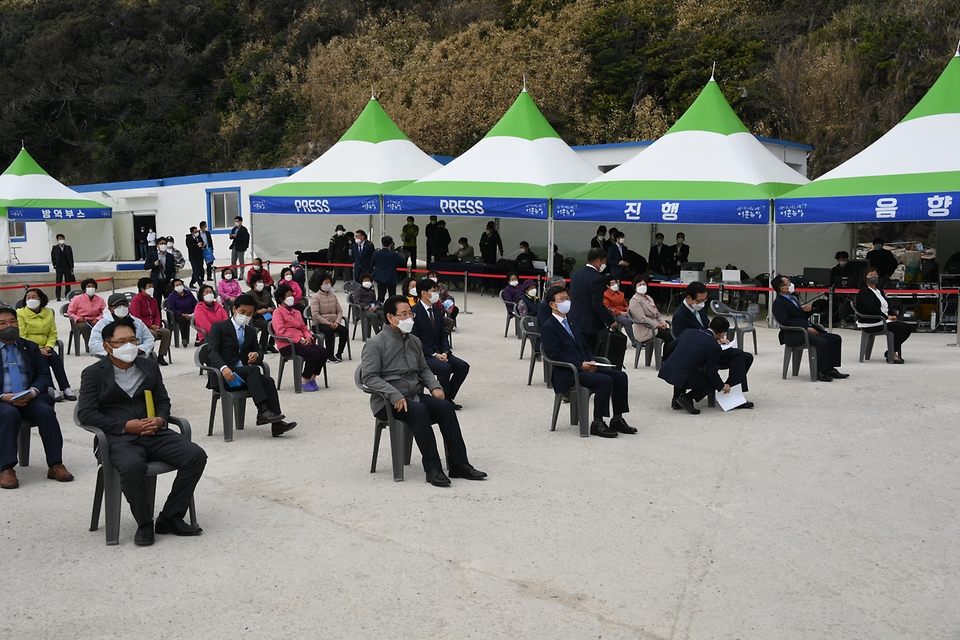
[0,308,73,489]
[205,295,296,436]
[352,230,375,282]
[424,215,439,267]
[590,225,611,251]
[539,286,633,437]
[606,231,629,281]
[144,236,176,301]
[659,315,749,414]
[185,226,205,289]
[669,281,753,393]
[198,221,215,281]
[78,319,206,545]
[569,248,618,349]
[772,275,847,382]
[229,216,250,277]
[51,233,75,301]
[670,232,690,275]
[371,235,407,302]
[648,233,672,275]
[411,279,469,410]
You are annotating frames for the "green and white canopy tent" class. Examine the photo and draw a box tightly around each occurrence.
[777,46,960,226]
[249,97,442,253]
[0,148,112,265]
[385,88,602,272]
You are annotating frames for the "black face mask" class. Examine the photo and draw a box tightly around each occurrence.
[0,326,19,342]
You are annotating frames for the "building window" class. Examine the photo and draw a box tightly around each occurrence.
[8,221,25,242]
[208,189,240,230]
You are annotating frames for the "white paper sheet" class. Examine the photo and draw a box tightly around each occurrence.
[716,384,747,412]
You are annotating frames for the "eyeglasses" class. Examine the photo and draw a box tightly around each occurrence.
[107,338,138,347]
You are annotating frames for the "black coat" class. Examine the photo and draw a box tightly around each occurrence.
[671,301,710,337]
[51,244,74,272]
[411,302,450,358]
[229,225,250,252]
[568,265,611,336]
[77,356,171,444]
[204,319,264,389]
[185,233,205,262]
[658,328,723,390]
[648,244,672,275]
[772,295,814,345]
[539,313,595,393]
[144,249,176,289]
[328,233,352,262]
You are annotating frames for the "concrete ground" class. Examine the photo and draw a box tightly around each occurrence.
[3,287,959,639]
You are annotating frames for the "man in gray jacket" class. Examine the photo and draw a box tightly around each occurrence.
[360,295,486,487]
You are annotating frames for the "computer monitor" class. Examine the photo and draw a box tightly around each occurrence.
[802,267,832,287]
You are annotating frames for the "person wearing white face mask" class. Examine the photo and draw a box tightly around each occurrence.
[590,225,611,251]
[371,235,407,302]
[78,318,207,544]
[671,233,690,275]
[275,284,330,388]
[245,257,275,291]
[51,233,75,301]
[540,286,634,437]
[353,273,385,336]
[17,288,76,401]
[66,278,107,353]
[360,295,486,486]
[352,229,374,282]
[246,272,277,352]
[328,224,353,286]
[606,232,629,281]
[568,248,618,350]
[192,285,227,346]
[278,267,303,309]
[308,274,346,363]
[145,239,175,300]
[410,279,470,409]
[88,294,156,358]
[130,277,171,366]
[217,268,243,314]
[628,274,673,349]
[167,278,198,348]
[772,275,847,381]
[603,275,637,346]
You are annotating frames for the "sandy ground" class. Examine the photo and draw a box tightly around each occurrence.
[3,287,959,639]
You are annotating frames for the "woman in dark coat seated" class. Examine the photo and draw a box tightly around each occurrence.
[856,267,913,364]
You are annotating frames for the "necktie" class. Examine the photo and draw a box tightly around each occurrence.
[237,326,245,345]
[696,309,704,327]
[6,344,24,393]
[562,318,574,338]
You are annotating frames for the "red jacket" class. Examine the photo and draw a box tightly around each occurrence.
[130,292,162,328]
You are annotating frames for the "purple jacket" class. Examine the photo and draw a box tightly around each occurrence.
[167,289,198,317]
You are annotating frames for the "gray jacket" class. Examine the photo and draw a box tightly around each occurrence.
[360,326,440,415]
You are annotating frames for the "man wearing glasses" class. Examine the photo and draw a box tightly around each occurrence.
[360,295,486,487]
[78,319,207,546]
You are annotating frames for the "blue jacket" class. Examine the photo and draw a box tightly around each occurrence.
[411,301,450,358]
[658,328,723,390]
[352,241,375,280]
[539,313,595,393]
[606,243,627,279]
[371,248,406,285]
[569,265,611,336]
[0,338,54,404]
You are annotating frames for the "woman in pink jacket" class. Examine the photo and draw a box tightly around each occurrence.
[217,267,243,310]
[278,267,304,309]
[193,284,227,346]
[272,284,327,392]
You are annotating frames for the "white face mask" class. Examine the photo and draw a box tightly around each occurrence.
[362,281,373,289]
[284,274,293,281]
[25,298,41,310]
[158,245,167,253]
[677,239,684,245]
[429,292,440,304]
[253,265,261,271]
[86,287,96,296]
[692,301,705,311]
[408,287,417,296]
[174,285,184,293]
[509,280,518,287]
[637,285,648,294]
[336,230,345,236]
[58,239,65,245]
[234,313,252,327]
[610,283,620,292]
[837,261,847,267]
[284,296,295,307]
[556,300,571,315]
[598,263,607,272]
[598,235,605,240]
[655,239,663,246]
[397,317,415,334]
[255,282,264,292]
[787,283,795,294]
[145,287,154,297]
[113,305,129,318]
[204,293,216,303]
[224,273,233,280]
[355,238,362,244]
[321,284,332,292]
[110,342,139,363]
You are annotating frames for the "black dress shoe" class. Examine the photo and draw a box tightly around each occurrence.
[448,463,487,480]
[271,420,297,437]
[610,417,638,434]
[671,400,683,410]
[676,395,700,415]
[827,369,849,379]
[894,357,905,364]
[817,372,833,382]
[426,467,451,487]
[590,421,618,437]
[134,522,155,546]
[155,515,203,536]
[158,355,168,366]
[450,401,462,410]
[733,401,754,409]
[256,411,285,425]
[63,392,77,401]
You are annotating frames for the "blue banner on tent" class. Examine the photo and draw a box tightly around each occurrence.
[552,199,769,225]
[383,195,549,220]
[249,195,381,214]
[7,207,112,221]
[776,192,960,224]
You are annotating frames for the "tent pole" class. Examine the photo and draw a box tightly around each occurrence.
[547,200,555,277]
[379,196,386,239]
[768,199,776,328]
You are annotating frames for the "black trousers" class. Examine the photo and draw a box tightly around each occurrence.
[331,266,351,285]
[426,354,470,401]
[405,246,417,269]
[673,372,715,402]
[375,281,396,303]
[316,323,348,357]
[175,316,191,345]
[375,394,468,472]
[55,269,75,300]
[109,429,206,526]
[719,348,753,392]
[577,368,630,421]
[0,399,62,470]
[189,259,205,288]
[783,330,842,373]
[863,321,913,354]
[233,364,281,414]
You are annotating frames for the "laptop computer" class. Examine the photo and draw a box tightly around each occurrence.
[721,269,742,284]
[531,260,547,271]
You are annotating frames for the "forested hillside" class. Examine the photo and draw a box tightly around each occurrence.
[0,0,956,184]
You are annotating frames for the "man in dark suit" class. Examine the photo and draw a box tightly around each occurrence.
[659,316,748,414]
[590,226,611,251]
[352,229,375,282]
[540,286,633,437]
[424,215,439,266]
[328,224,353,286]
[670,232,690,275]
[78,319,206,545]
[569,248,618,349]
[647,233,671,275]
[228,216,250,277]
[0,308,72,489]
[429,220,451,264]
[772,275,848,382]
[669,281,753,392]
[205,295,296,435]
[411,279,469,409]
[371,235,407,302]
[144,237,176,300]
[198,221,215,280]
[185,226,206,288]
[606,231,629,281]
[51,233,75,301]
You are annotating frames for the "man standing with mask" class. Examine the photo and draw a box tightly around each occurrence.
[228,216,250,278]
[51,233,75,301]
[569,248,618,350]
[648,233,672,276]
[672,232,690,275]
[145,237,176,300]
[401,217,419,270]
[360,295,486,487]
[328,224,353,287]
[198,221,215,281]
[0,307,73,489]
[186,226,205,289]
[78,318,206,545]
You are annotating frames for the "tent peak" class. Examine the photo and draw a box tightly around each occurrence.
[955,39,959,56]
[710,61,716,81]
[522,74,527,92]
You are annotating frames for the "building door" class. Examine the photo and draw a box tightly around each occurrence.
[133,213,157,260]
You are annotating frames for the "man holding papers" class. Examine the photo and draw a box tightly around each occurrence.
[540,286,634,438]
[78,319,207,545]
[659,316,753,414]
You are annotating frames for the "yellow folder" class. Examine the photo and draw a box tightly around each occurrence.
[144,390,155,418]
